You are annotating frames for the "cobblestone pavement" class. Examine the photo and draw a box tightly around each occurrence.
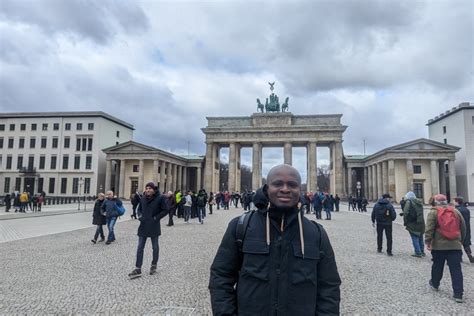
[0,206,473,315]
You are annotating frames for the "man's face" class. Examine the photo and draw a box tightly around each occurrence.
[267,168,301,209]
[106,192,113,199]
[145,186,155,196]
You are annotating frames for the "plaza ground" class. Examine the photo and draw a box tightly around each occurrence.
[0,203,473,315]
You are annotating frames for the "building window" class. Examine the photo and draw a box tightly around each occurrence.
[87,138,93,151]
[38,178,44,193]
[15,177,21,191]
[8,138,14,148]
[88,123,94,130]
[132,165,139,172]
[6,156,12,169]
[30,137,36,148]
[17,155,23,169]
[76,138,81,151]
[39,156,45,169]
[52,137,58,148]
[48,178,55,194]
[50,156,57,169]
[65,123,71,131]
[82,138,87,151]
[28,156,34,170]
[42,123,48,131]
[116,141,119,145]
[41,137,47,148]
[0,124,4,131]
[9,124,15,131]
[61,178,67,194]
[84,178,91,194]
[85,156,92,169]
[0,137,3,149]
[62,155,69,169]
[76,123,82,131]
[74,155,80,169]
[444,138,447,144]
[53,123,60,130]
[4,177,10,193]
[414,182,424,200]
[72,178,79,194]
[413,165,422,174]
[19,138,25,149]
[31,123,37,131]
[443,126,446,134]
[64,137,70,148]
[116,130,120,137]
[20,124,26,131]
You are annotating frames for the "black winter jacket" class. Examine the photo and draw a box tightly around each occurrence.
[209,189,341,315]
[371,198,396,226]
[137,193,168,237]
[92,199,106,225]
[456,205,471,247]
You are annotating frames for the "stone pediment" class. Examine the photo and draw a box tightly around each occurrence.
[385,138,460,152]
[103,141,157,153]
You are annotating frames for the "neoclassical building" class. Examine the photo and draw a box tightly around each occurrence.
[345,139,459,203]
[102,141,204,198]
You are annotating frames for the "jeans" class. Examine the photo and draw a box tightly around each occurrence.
[431,250,463,298]
[135,236,159,269]
[184,206,191,222]
[209,204,213,214]
[94,225,105,240]
[325,208,331,219]
[197,206,205,223]
[106,217,117,242]
[315,207,322,219]
[376,224,393,253]
[410,233,424,254]
[168,207,174,226]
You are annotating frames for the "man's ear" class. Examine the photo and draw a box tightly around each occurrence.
[262,184,269,197]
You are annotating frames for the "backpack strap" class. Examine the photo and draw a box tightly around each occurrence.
[310,220,324,259]
[236,210,255,252]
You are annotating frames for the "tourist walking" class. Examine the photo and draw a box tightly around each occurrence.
[131,191,141,219]
[183,191,192,223]
[197,189,208,224]
[208,192,215,215]
[165,191,176,227]
[37,194,43,212]
[4,194,11,212]
[402,191,425,257]
[13,193,20,212]
[128,182,168,279]
[426,194,466,303]
[312,192,323,219]
[323,194,332,220]
[101,190,121,245]
[454,197,473,263]
[371,194,396,256]
[91,193,106,244]
[20,192,28,213]
[334,194,340,212]
[223,191,231,210]
[209,164,341,315]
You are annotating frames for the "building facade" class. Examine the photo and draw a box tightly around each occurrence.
[428,102,474,203]
[102,141,204,198]
[0,112,134,197]
[345,139,459,204]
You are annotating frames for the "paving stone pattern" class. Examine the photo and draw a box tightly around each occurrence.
[0,205,473,315]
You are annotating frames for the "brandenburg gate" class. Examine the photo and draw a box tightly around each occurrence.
[202,83,347,194]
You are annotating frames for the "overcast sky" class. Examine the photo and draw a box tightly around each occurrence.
[1,0,473,182]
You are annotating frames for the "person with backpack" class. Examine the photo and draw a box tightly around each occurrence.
[128,182,169,279]
[209,164,341,315]
[402,191,425,257]
[183,191,192,223]
[131,191,141,219]
[323,193,332,220]
[371,193,397,256]
[101,190,121,245]
[208,192,215,215]
[312,191,323,219]
[197,189,208,224]
[454,197,473,263]
[425,194,466,303]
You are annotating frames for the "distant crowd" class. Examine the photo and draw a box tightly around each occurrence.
[3,191,46,213]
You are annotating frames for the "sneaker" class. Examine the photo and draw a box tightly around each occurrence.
[429,280,439,291]
[128,268,142,279]
[149,265,157,275]
[387,252,393,257]
[91,239,97,244]
[411,253,422,258]
[453,296,463,303]
[105,241,111,245]
[98,238,105,243]
[421,252,426,257]
[201,220,204,225]
[377,249,382,253]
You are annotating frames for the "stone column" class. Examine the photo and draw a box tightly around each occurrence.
[228,143,237,192]
[284,142,292,165]
[252,142,262,190]
[105,159,112,191]
[119,159,126,198]
[406,159,414,193]
[177,165,182,191]
[364,167,369,198]
[430,160,439,196]
[153,159,159,185]
[439,161,447,195]
[204,142,214,193]
[382,160,388,195]
[376,163,382,199]
[334,141,344,195]
[173,163,178,191]
[166,162,172,192]
[138,159,144,192]
[367,166,373,200]
[235,144,241,192]
[213,144,220,193]
[448,159,457,199]
[388,160,396,200]
[157,160,163,190]
[114,160,120,195]
[182,167,187,191]
[197,167,202,191]
[307,142,317,192]
[347,167,353,196]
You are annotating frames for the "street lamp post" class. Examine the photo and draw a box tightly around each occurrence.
[78,177,84,211]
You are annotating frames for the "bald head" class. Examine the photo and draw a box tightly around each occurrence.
[267,164,302,185]
[266,164,301,209]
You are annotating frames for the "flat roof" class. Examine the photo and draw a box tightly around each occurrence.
[0,111,134,130]
[427,103,474,126]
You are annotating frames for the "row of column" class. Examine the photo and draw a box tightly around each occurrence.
[355,158,457,201]
[105,159,200,198]
[204,141,344,194]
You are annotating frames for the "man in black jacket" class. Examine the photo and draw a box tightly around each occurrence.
[209,164,341,315]
[128,182,168,279]
[371,193,397,256]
